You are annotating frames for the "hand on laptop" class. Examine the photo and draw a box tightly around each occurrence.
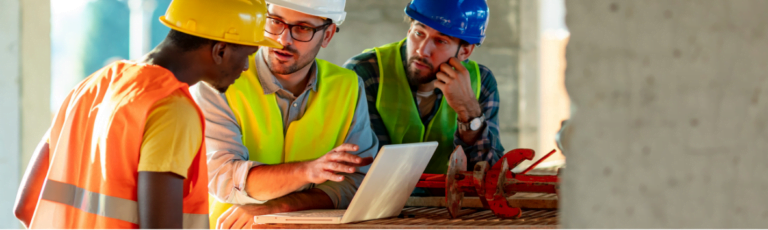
[217,203,276,229]
[301,143,374,184]
[217,189,336,228]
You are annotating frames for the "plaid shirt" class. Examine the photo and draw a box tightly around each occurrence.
[343,41,504,169]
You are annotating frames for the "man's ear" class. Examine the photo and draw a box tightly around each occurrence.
[320,24,337,48]
[458,44,475,62]
[211,42,227,65]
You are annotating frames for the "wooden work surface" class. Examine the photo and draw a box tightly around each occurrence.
[252,207,559,229]
[406,193,558,209]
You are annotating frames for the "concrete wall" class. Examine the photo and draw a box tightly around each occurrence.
[562,0,768,228]
[316,0,525,150]
[21,0,52,174]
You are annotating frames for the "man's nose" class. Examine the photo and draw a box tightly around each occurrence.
[275,27,293,47]
[416,39,434,58]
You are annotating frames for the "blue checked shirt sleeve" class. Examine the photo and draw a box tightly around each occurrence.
[343,51,392,147]
[453,65,505,167]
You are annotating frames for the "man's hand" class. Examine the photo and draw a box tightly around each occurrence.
[435,57,482,122]
[243,144,373,201]
[301,144,374,184]
[216,188,337,229]
[217,204,277,229]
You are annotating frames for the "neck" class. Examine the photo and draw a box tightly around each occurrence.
[141,41,206,86]
[266,51,314,96]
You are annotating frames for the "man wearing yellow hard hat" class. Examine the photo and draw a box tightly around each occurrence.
[189,0,379,228]
[12,0,280,228]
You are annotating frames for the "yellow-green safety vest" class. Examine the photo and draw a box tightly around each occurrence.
[208,54,359,228]
[366,38,481,174]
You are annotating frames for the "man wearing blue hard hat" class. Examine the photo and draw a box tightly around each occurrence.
[344,0,503,194]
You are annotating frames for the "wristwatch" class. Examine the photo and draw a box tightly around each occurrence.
[458,113,485,132]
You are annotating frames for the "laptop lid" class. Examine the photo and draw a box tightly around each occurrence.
[339,142,438,223]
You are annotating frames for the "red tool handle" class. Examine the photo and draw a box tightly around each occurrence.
[520,149,557,174]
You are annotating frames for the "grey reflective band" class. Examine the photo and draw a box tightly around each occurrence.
[42,179,140,224]
[183,213,210,229]
[42,179,210,228]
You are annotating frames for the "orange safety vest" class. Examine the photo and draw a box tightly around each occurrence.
[29,61,210,229]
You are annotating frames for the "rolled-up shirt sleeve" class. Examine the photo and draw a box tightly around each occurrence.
[314,77,379,209]
[189,82,267,205]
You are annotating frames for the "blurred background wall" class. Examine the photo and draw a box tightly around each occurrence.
[562,0,768,227]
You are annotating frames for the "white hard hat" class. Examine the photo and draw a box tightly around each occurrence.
[266,0,347,25]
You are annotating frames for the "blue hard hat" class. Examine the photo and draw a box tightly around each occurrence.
[405,0,489,45]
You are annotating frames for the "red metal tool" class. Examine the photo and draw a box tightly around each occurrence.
[415,148,561,219]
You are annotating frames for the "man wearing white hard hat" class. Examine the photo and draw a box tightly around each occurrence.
[189,0,379,228]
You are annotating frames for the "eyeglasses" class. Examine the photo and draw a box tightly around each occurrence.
[264,17,332,42]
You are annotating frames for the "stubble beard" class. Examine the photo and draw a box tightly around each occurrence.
[406,56,436,86]
[266,41,323,75]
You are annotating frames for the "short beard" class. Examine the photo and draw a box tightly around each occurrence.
[405,56,436,86]
[266,40,323,75]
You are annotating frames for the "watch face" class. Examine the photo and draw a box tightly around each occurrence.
[470,117,483,130]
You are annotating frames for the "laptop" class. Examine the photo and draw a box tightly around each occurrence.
[254,142,439,224]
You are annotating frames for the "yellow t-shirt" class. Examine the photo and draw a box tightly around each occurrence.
[136,89,203,178]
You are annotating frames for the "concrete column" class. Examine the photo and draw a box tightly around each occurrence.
[514,0,541,169]
[21,0,52,171]
[0,0,51,227]
[562,0,768,228]
[477,0,525,151]
[129,0,157,60]
[0,0,23,227]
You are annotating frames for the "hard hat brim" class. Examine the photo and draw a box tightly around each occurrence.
[160,16,284,49]
[266,0,346,25]
[252,37,284,50]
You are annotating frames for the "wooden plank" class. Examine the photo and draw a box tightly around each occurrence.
[253,208,558,229]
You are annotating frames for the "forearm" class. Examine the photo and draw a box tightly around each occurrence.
[456,68,505,165]
[14,141,50,228]
[457,124,484,144]
[244,162,310,201]
[456,100,483,144]
[137,172,184,229]
[455,119,504,168]
[268,188,334,213]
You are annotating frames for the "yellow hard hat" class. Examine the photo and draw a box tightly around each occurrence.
[159,0,282,49]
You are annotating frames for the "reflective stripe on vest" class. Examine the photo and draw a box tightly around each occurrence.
[210,55,359,227]
[368,38,480,174]
[40,180,209,228]
[32,61,210,229]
